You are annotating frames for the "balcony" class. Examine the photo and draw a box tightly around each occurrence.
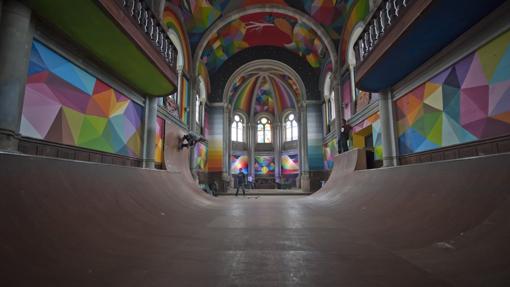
[27,0,179,97]
[354,0,507,92]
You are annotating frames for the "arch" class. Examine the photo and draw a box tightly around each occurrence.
[162,4,192,74]
[223,59,307,105]
[193,5,337,75]
[339,0,371,66]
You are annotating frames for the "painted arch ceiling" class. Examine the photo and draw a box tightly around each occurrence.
[167,0,356,71]
[229,70,301,116]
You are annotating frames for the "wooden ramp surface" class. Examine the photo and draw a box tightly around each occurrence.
[1,148,510,286]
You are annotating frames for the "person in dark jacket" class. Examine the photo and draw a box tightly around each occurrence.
[235,169,246,196]
[338,119,352,153]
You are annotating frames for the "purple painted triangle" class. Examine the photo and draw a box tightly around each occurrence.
[479,117,510,139]
[462,118,487,138]
[460,85,489,125]
[430,67,451,84]
[46,73,90,113]
[462,54,489,89]
[489,80,510,116]
[455,53,474,86]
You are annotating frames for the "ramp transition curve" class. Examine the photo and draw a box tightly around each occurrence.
[1,147,510,286]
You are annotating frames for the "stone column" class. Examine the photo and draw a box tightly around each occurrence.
[0,0,33,151]
[379,90,398,167]
[274,122,281,185]
[143,96,158,168]
[333,70,343,140]
[349,64,357,116]
[248,123,255,179]
[299,103,310,192]
[222,105,231,183]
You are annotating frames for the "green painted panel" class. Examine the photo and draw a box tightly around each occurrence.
[27,0,175,96]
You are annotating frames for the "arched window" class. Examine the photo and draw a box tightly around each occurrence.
[284,113,298,141]
[231,114,244,142]
[257,117,272,143]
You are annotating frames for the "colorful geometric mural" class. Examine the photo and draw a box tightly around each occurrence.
[307,104,324,170]
[155,117,165,163]
[231,153,249,174]
[281,152,299,174]
[323,139,337,170]
[255,155,275,175]
[396,30,510,155]
[201,12,325,71]
[350,113,383,160]
[21,40,143,158]
[169,0,357,50]
[372,119,383,160]
[231,73,298,115]
[194,142,208,171]
[206,106,224,171]
[255,77,275,114]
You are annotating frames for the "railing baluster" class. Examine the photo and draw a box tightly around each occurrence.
[354,0,411,67]
[117,0,178,70]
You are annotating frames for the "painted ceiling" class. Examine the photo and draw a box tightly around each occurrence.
[201,12,326,71]
[167,0,356,70]
[229,71,301,116]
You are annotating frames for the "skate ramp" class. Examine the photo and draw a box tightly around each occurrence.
[1,147,510,286]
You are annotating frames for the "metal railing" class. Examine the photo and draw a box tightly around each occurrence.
[120,0,178,70]
[354,0,411,66]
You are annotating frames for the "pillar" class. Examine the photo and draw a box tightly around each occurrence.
[299,103,310,192]
[143,96,158,168]
[0,0,33,151]
[248,122,255,179]
[333,70,343,140]
[274,122,281,185]
[222,105,231,183]
[349,64,357,116]
[379,91,398,167]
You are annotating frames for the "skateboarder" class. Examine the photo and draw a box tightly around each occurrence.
[235,169,246,196]
[338,118,352,154]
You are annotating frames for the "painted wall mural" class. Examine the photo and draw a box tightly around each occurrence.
[340,0,370,64]
[323,139,337,170]
[21,40,143,158]
[231,153,249,174]
[206,106,224,171]
[155,117,165,163]
[163,4,191,73]
[307,104,324,170]
[255,155,275,175]
[194,142,208,171]
[255,77,275,114]
[232,73,298,114]
[281,152,299,174]
[169,0,357,51]
[201,12,325,71]
[396,30,510,155]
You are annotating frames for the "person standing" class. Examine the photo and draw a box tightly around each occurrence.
[338,119,352,154]
[235,169,246,196]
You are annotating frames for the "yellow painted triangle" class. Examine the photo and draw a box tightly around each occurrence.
[424,86,443,111]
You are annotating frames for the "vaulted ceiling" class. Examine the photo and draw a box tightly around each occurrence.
[166,0,360,73]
